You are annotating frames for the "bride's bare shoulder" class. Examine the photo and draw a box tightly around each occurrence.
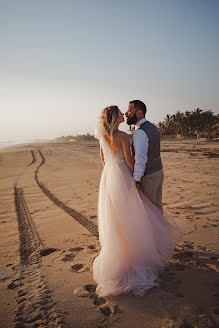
[114,131,130,150]
[118,131,130,141]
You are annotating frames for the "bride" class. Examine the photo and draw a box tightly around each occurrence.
[93,105,181,297]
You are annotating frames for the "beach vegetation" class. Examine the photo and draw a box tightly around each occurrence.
[157,109,219,139]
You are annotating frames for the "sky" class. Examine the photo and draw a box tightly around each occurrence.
[0,0,219,142]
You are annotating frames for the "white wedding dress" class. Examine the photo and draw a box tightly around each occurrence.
[93,124,182,297]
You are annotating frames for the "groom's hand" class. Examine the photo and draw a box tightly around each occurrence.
[136,184,141,193]
[135,181,141,193]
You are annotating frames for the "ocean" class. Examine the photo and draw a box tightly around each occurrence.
[0,140,37,150]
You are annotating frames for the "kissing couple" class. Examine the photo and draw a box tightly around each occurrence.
[93,100,182,297]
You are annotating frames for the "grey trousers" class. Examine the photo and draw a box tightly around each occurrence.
[140,169,164,212]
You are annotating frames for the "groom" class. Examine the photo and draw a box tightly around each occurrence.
[126,100,164,212]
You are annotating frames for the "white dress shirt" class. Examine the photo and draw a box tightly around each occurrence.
[133,118,149,182]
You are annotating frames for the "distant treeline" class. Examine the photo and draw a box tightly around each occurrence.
[55,109,219,142]
[157,109,219,139]
[74,133,96,141]
[55,133,96,142]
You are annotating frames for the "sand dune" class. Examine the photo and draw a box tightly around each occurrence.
[0,140,218,328]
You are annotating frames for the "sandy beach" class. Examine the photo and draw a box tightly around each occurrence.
[0,139,218,328]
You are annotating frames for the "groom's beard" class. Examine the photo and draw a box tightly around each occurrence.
[126,113,138,125]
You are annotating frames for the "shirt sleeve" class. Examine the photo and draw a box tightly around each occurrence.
[133,129,149,181]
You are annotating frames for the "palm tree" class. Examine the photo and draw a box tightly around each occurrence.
[163,114,173,137]
[159,109,217,139]
[201,110,217,137]
[157,122,165,137]
[184,110,191,135]
[174,111,185,136]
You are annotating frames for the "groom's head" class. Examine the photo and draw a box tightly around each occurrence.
[126,100,147,125]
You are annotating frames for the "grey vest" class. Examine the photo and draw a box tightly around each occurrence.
[132,121,162,176]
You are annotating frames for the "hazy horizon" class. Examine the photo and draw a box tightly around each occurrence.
[1,0,219,142]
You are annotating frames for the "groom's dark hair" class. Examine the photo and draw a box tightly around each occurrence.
[129,100,147,116]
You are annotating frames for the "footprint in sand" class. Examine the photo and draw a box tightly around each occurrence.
[7,280,20,290]
[73,284,115,315]
[74,284,96,296]
[71,264,84,272]
[88,245,96,249]
[40,248,57,257]
[93,297,106,306]
[87,245,99,253]
[61,253,75,261]
[97,301,118,315]
[73,287,89,297]
[68,247,84,252]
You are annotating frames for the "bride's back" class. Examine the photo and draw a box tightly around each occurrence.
[96,105,133,172]
[102,130,133,173]
[105,130,131,156]
[111,131,124,154]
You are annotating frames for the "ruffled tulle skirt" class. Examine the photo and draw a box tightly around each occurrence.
[93,160,181,297]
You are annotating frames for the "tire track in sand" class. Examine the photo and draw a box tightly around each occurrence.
[14,185,63,328]
[27,149,36,166]
[35,148,99,237]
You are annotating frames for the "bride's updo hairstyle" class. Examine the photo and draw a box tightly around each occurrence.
[101,105,119,153]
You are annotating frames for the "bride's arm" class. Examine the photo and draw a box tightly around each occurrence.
[100,147,105,166]
[121,134,134,174]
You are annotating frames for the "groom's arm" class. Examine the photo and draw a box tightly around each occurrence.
[133,130,149,182]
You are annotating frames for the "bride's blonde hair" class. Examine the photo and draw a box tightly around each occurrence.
[101,105,119,153]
